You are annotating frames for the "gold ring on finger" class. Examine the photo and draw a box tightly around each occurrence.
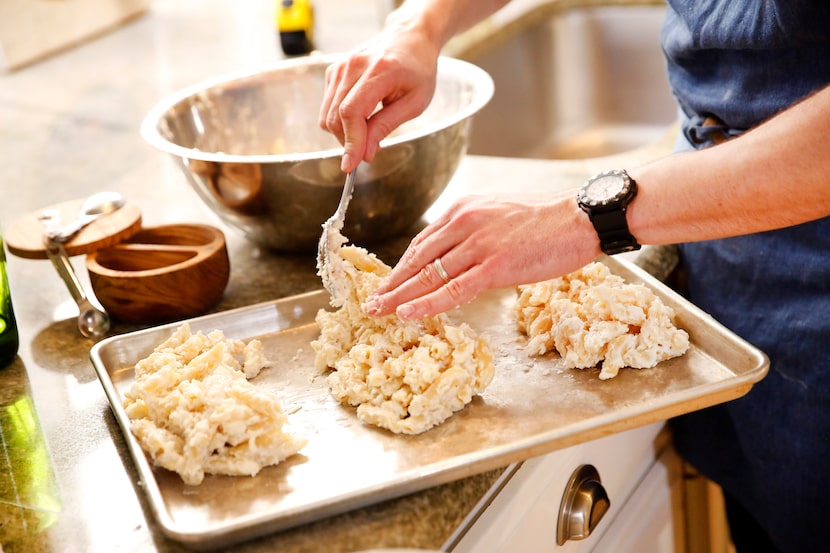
[433,257,452,284]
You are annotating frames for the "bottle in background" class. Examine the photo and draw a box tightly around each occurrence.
[1,228,20,367]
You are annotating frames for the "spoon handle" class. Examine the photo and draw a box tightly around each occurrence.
[44,238,110,338]
[44,239,87,304]
[49,213,98,243]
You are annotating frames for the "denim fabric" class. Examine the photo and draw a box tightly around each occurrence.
[673,223,830,552]
[664,4,830,545]
[662,0,830,137]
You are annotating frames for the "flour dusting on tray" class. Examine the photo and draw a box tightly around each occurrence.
[312,245,495,434]
[515,261,689,380]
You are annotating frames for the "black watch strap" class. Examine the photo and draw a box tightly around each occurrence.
[587,210,640,255]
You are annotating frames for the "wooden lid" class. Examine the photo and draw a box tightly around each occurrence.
[4,198,142,259]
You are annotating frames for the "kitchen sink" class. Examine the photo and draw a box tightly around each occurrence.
[447,0,677,159]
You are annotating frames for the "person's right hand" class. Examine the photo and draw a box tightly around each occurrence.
[318,16,442,173]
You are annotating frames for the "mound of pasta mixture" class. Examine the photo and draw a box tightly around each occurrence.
[123,323,307,485]
[515,262,690,380]
[312,246,495,435]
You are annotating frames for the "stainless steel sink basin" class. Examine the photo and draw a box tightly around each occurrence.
[447,1,677,159]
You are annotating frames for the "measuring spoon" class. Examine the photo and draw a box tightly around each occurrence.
[46,191,126,243]
[38,208,111,338]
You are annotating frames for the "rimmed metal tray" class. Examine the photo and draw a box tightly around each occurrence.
[90,255,768,549]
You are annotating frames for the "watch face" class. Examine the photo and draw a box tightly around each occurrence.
[584,174,625,203]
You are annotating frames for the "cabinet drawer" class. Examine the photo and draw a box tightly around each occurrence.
[447,422,666,553]
[591,445,684,553]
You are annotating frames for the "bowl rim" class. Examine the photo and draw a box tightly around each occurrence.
[140,54,494,164]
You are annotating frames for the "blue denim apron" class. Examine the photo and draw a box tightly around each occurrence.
[663,2,830,551]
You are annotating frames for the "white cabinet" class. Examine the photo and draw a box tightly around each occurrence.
[591,446,685,553]
[445,422,683,553]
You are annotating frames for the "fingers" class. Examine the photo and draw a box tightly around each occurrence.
[331,75,433,172]
[319,47,439,173]
[318,61,351,143]
[319,58,378,172]
[403,264,489,318]
[372,206,462,296]
[364,249,480,320]
[364,206,483,318]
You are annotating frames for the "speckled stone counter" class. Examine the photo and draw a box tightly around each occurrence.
[0,1,674,552]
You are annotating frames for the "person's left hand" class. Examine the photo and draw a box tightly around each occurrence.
[363,191,601,319]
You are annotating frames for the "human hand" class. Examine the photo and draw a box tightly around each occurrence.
[363,192,602,319]
[318,20,442,173]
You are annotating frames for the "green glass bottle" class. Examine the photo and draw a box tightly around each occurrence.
[1,228,20,367]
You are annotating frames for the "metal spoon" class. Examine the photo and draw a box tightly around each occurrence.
[38,208,111,338]
[46,191,126,243]
[317,168,357,306]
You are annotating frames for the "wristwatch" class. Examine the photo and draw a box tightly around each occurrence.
[577,169,641,255]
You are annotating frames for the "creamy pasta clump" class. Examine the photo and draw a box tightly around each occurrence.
[312,246,495,435]
[124,323,306,485]
[516,262,689,379]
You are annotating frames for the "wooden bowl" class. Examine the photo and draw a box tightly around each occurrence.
[86,224,230,324]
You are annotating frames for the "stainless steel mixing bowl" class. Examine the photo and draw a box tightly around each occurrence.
[141,54,493,252]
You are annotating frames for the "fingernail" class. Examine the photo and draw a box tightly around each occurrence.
[363,296,380,315]
[396,303,416,319]
[341,153,354,172]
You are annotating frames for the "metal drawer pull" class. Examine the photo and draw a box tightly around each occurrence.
[556,464,610,545]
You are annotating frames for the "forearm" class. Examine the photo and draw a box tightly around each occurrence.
[388,0,511,49]
[628,84,830,246]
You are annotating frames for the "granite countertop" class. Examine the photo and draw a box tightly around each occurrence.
[0,1,674,552]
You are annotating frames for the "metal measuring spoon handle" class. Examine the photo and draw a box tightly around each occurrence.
[47,213,96,242]
[38,209,110,338]
[49,192,126,243]
[43,239,110,338]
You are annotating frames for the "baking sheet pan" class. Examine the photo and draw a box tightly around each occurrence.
[90,255,768,549]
